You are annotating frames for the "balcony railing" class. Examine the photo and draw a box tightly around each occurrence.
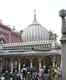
[0,40,59,50]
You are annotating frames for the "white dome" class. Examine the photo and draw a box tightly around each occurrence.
[22,13,49,42]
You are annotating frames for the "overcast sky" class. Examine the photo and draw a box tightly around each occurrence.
[0,0,66,40]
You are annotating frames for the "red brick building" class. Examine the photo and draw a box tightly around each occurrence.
[0,22,22,44]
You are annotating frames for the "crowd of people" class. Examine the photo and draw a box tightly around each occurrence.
[0,64,61,80]
[0,65,49,80]
[0,69,49,80]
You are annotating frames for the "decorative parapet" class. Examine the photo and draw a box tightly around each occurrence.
[0,40,60,50]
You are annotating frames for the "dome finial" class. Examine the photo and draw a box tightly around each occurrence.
[34,9,37,22]
[32,9,38,24]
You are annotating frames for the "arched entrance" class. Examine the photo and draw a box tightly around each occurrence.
[0,36,7,44]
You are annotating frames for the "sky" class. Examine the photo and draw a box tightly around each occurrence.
[0,0,66,40]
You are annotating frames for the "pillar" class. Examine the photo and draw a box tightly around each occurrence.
[11,59,13,73]
[59,9,66,80]
[52,56,56,67]
[18,59,21,73]
[0,57,2,73]
[30,59,33,68]
[38,58,42,70]
[5,57,8,71]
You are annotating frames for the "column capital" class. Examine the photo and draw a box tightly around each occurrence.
[59,9,66,18]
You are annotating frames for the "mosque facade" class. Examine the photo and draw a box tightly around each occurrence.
[0,11,62,79]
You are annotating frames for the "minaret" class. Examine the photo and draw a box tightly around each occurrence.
[13,26,15,31]
[33,9,38,24]
[59,9,66,80]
